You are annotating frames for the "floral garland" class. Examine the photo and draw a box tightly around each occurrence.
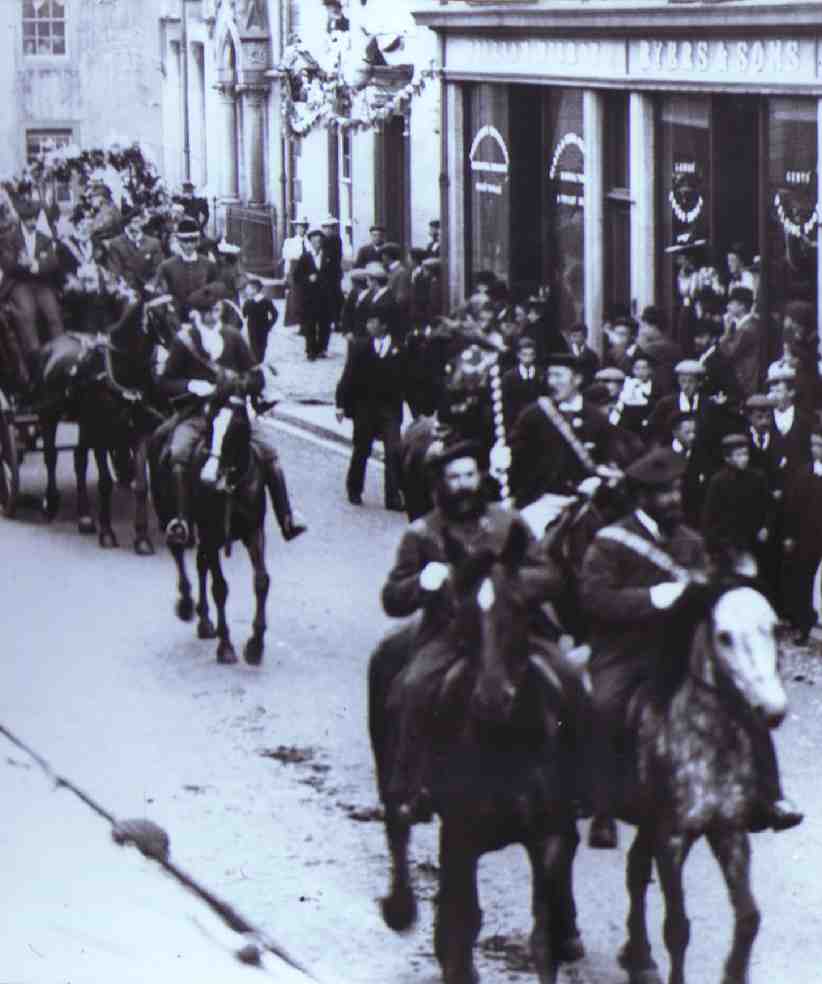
[773,190,821,239]
[2,139,168,213]
[279,42,438,138]
[668,188,704,225]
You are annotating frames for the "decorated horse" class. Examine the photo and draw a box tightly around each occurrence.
[589,579,790,984]
[32,291,176,552]
[368,521,582,984]
[148,366,277,666]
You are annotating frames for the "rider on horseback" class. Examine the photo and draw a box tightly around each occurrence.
[159,283,306,547]
[580,446,802,845]
[382,438,584,824]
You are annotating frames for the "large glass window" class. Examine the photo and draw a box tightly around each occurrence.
[766,97,818,349]
[23,0,66,56]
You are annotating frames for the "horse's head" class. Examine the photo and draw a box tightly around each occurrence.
[708,584,786,727]
[443,520,533,725]
[143,293,177,351]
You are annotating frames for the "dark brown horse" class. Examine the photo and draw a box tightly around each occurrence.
[149,397,270,665]
[369,521,582,984]
[593,581,789,984]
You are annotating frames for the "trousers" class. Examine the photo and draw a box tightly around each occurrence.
[347,404,402,504]
[7,282,64,359]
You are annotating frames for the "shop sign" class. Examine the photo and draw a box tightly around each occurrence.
[446,36,625,80]
[549,133,584,209]
[630,38,816,85]
[469,125,510,196]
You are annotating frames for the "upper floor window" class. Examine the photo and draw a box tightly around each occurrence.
[23,1,66,57]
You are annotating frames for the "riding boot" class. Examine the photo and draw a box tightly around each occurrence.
[746,716,803,832]
[265,462,307,542]
[166,464,191,546]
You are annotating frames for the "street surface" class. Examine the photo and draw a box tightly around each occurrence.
[2,335,822,983]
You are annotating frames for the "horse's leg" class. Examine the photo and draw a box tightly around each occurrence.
[554,825,584,962]
[132,437,155,556]
[171,542,194,622]
[41,416,60,519]
[379,805,417,932]
[619,827,663,984]
[74,440,96,534]
[526,831,581,984]
[243,526,270,666]
[207,547,237,664]
[93,445,117,548]
[654,833,694,984]
[707,830,759,984]
[195,545,216,639]
[434,823,481,984]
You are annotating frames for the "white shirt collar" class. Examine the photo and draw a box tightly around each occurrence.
[773,404,795,434]
[22,226,37,251]
[672,438,687,455]
[814,461,822,477]
[374,335,391,357]
[750,426,770,449]
[179,251,198,264]
[558,395,583,412]
[678,392,698,413]
[518,365,535,380]
[635,509,663,542]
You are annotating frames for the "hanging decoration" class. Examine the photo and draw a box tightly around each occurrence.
[2,138,168,213]
[773,190,821,240]
[278,37,438,138]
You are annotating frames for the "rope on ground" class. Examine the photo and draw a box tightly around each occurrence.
[0,722,321,981]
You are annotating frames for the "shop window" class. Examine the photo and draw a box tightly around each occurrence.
[604,92,631,322]
[766,97,818,345]
[22,0,66,56]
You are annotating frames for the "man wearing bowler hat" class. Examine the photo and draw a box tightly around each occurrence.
[157,217,217,323]
[173,180,209,233]
[321,215,344,341]
[293,226,335,360]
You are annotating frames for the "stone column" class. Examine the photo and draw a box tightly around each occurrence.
[630,91,656,318]
[584,90,605,355]
[445,80,464,313]
[239,84,268,205]
[216,83,239,201]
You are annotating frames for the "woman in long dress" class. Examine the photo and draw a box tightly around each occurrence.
[282,217,308,329]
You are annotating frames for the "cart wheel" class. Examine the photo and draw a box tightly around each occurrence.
[0,408,20,518]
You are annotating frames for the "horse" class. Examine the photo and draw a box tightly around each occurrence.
[368,520,582,984]
[148,374,272,666]
[591,580,789,984]
[34,292,176,552]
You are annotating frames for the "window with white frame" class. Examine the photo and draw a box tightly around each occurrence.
[26,129,73,202]
[23,1,66,57]
[340,129,353,246]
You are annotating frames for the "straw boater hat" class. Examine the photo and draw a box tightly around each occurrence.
[721,433,750,453]
[665,230,707,254]
[217,238,242,255]
[291,216,310,227]
[595,367,626,384]
[674,359,706,377]
[320,215,339,226]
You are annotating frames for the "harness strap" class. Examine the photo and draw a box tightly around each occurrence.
[537,396,597,474]
[597,525,705,584]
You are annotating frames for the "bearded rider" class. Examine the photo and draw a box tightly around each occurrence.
[159,283,306,547]
[381,440,584,824]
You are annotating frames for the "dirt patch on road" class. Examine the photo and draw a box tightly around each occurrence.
[258,744,317,765]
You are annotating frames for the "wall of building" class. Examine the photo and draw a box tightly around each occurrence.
[0,0,166,181]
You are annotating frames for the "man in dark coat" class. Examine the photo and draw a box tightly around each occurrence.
[501,336,544,437]
[702,433,773,575]
[424,218,440,258]
[635,306,682,397]
[320,215,344,337]
[668,411,709,528]
[242,277,278,364]
[767,365,813,479]
[157,218,217,323]
[382,242,412,344]
[293,228,336,361]
[692,318,741,404]
[565,322,600,389]
[719,287,761,398]
[581,446,801,843]
[335,311,405,509]
[340,268,372,340]
[509,352,622,508]
[106,206,165,294]
[354,223,386,269]
[521,295,568,367]
[782,422,822,644]
[363,261,400,342]
[173,181,209,233]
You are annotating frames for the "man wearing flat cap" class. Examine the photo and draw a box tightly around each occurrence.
[719,286,760,398]
[107,206,165,294]
[354,223,386,269]
[510,351,625,508]
[381,242,411,344]
[157,217,217,323]
[0,199,64,390]
[293,227,335,360]
[363,260,401,343]
[580,445,801,844]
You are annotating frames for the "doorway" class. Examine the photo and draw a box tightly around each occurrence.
[376,115,409,248]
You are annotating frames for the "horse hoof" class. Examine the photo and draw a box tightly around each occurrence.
[197,618,217,640]
[555,932,585,963]
[99,529,118,549]
[217,641,238,665]
[176,597,195,622]
[380,890,417,932]
[134,537,155,557]
[244,637,264,666]
[78,516,97,535]
[618,943,662,984]
[42,495,60,521]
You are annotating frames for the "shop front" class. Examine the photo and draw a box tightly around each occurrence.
[415,2,822,355]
